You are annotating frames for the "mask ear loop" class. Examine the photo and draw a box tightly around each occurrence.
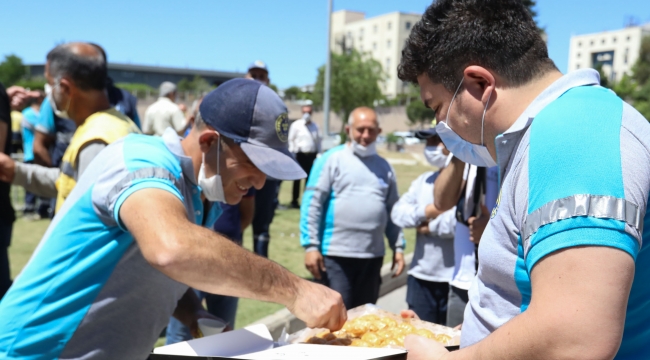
[481,89,493,146]
[215,131,221,176]
[445,79,465,131]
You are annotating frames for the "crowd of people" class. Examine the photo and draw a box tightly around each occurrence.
[0,0,649,359]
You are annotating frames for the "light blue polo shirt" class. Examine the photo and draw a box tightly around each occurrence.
[20,107,40,162]
[0,128,212,359]
[461,69,650,359]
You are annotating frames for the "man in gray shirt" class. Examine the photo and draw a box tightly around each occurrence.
[391,128,456,325]
[300,106,405,309]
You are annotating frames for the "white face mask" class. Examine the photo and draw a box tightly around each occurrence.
[350,137,377,157]
[423,145,447,168]
[198,138,226,202]
[45,82,71,119]
[435,79,497,168]
[302,112,312,122]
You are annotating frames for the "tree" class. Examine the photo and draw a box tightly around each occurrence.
[632,35,650,86]
[177,75,214,94]
[594,63,610,88]
[0,54,27,86]
[312,49,385,136]
[406,100,436,129]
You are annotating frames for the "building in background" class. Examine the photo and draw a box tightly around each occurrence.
[331,10,421,99]
[28,63,244,89]
[568,24,650,82]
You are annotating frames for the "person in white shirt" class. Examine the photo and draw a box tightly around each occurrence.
[143,81,186,136]
[288,102,321,208]
[391,128,456,325]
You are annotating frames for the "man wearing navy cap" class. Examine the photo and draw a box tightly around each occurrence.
[0,79,346,360]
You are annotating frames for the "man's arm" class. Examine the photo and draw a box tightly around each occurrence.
[171,107,187,135]
[300,155,333,279]
[433,157,466,211]
[0,121,6,155]
[120,188,346,330]
[406,246,634,360]
[76,142,106,179]
[390,175,429,229]
[385,167,405,277]
[427,208,456,239]
[33,131,54,166]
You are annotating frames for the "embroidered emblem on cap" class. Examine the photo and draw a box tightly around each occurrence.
[275,113,289,142]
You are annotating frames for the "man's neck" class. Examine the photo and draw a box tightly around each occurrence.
[495,70,563,135]
[181,133,202,181]
[72,92,111,127]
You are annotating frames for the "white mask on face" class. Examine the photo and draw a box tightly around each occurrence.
[302,112,312,122]
[423,145,447,168]
[350,137,377,157]
[45,82,71,119]
[435,79,497,167]
[198,137,226,202]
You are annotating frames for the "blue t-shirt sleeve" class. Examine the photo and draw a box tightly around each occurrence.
[523,86,642,273]
[112,178,183,231]
[36,98,56,134]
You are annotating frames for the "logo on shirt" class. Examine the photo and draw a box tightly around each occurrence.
[275,113,289,142]
[491,189,502,219]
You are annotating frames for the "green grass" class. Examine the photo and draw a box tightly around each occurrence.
[8,155,431,334]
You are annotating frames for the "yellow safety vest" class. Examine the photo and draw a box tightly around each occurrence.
[55,108,140,212]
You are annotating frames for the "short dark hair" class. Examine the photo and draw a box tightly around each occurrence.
[47,43,107,91]
[398,0,557,91]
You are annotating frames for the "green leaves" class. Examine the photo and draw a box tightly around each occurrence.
[0,54,27,86]
[312,49,386,132]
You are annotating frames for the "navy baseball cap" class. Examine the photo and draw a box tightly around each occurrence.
[199,78,306,181]
[414,128,439,139]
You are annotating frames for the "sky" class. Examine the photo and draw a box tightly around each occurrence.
[1,0,649,89]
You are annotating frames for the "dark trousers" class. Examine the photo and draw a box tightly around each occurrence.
[0,222,13,300]
[318,256,383,309]
[252,179,281,257]
[446,285,469,328]
[292,152,317,204]
[406,276,449,325]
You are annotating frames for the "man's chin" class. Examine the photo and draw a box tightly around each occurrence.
[224,194,243,205]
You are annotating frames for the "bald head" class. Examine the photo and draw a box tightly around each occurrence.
[348,106,379,127]
[46,42,107,91]
[346,106,381,147]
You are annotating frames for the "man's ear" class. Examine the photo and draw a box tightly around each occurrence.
[345,124,350,135]
[198,130,219,152]
[59,77,73,97]
[463,65,496,104]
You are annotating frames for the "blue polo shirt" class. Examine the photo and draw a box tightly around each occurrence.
[0,128,211,359]
[20,107,40,162]
[461,69,650,359]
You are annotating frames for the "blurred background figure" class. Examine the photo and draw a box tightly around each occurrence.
[143,81,186,136]
[288,100,320,209]
[300,106,405,309]
[10,106,22,154]
[20,90,51,220]
[391,128,456,325]
[1,84,38,299]
[246,60,278,257]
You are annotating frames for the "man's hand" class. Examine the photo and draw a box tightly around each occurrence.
[416,221,430,235]
[0,152,16,183]
[392,252,405,277]
[288,280,347,331]
[305,250,325,280]
[7,86,40,111]
[189,309,232,338]
[424,204,442,220]
[405,334,449,360]
[467,204,490,244]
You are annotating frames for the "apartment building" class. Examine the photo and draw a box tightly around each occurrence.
[331,10,422,99]
[568,24,650,82]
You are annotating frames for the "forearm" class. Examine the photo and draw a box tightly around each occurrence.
[33,145,52,167]
[0,121,7,154]
[434,157,465,211]
[13,162,60,198]
[155,221,302,308]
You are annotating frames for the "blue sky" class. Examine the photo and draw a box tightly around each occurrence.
[1,0,648,89]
